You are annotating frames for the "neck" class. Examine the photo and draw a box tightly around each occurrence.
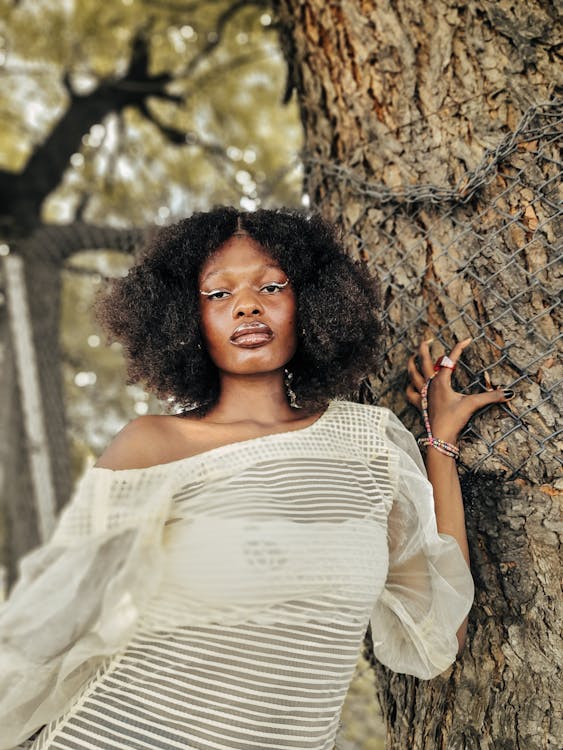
[203,370,300,426]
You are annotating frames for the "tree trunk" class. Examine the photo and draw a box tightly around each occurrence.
[0,30,178,578]
[0,225,143,582]
[274,1,561,748]
[0,273,39,595]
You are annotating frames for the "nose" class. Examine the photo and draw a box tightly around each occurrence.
[232,289,264,318]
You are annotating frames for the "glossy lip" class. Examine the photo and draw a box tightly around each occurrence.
[230,321,273,341]
[230,321,274,349]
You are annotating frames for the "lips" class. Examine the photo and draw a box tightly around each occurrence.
[230,321,274,347]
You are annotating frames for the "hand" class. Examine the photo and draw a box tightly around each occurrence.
[406,337,515,445]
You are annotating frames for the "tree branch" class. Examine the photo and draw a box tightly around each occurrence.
[182,0,270,77]
[139,0,205,13]
[20,222,147,265]
[175,50,275,101]
[138,101,187,145]
[138,100,232,164]
[0,34,184,228]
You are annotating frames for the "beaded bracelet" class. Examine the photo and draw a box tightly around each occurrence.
[416,376,460,459]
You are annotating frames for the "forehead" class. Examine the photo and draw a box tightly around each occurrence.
[199,236,281,280]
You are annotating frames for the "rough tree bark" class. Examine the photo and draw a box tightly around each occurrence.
[273,1,561,748]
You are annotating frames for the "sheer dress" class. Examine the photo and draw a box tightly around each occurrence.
[0,399,474,750]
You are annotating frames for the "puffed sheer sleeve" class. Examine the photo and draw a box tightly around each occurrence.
[369,407,474,680]
[0,466,173,749]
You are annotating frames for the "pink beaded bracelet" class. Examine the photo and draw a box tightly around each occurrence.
[417,376,460,459]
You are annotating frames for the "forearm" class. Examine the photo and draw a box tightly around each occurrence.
[424,449,470,653]
[408,337,508,657]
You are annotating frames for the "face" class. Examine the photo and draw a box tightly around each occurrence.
[197,235,298,376]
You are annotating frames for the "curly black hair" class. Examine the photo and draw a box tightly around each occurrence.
[93,206,385,416]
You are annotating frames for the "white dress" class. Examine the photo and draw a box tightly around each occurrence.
[0,399,474,750]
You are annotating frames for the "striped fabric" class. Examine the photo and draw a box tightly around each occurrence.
[3,399,474,750]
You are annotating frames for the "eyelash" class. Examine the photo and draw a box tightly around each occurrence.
[203,282,287,301]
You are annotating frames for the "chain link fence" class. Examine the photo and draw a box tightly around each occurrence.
[310,99,561,485]
[323,98,562,750]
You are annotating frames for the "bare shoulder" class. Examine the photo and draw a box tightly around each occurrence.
[94,415,172,471]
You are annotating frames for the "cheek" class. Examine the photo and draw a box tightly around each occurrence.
[278,300,298,342]
[287,295,298,329]
[198,306,220,346]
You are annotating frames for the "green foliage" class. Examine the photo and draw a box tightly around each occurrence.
[1,0,304,460]
[1,0,303,221]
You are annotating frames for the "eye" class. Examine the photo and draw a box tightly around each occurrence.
[261,282,287,294]
[203,289,230,300]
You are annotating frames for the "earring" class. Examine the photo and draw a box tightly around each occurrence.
[284,368,302,409]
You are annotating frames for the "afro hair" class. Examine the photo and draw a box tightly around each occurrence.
[93,206,385,415]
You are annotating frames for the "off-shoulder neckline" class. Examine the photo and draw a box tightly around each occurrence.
[91,398,340,475]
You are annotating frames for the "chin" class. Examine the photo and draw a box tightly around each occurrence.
[221,354,292,374]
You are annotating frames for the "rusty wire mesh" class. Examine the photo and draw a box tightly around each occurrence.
[316,98,562,750]
[307,99,561,485]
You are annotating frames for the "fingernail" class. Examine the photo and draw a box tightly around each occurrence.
[503,389,515,400]
[424,337,434,344]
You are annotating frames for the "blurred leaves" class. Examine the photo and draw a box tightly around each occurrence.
[0,0,303,461]
[1,0,302,222]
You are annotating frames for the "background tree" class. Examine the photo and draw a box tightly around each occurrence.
[273,1,561,748]
[0,0,303,578]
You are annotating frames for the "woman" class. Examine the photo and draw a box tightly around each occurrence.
[1,207,513,749]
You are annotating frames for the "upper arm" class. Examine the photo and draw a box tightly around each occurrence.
[94,416,161,470]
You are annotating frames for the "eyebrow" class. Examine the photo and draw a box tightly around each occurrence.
[200,263,284,285]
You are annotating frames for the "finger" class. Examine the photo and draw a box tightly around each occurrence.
[433,336,472,386]
[405,382,421,408]
[432,356,453,387]
[483,370,495,391]
[417,338,436,379]
[447,336,472,365]
[466,387,515,411]
[407,353,426,391]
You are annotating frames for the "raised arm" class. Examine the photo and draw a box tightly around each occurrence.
[406,337,515,653]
